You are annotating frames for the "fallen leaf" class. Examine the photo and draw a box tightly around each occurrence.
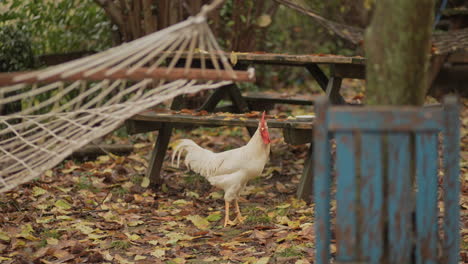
[206,212,222,222]
[251,230,272,240]
[187,215,210,230]
[55,199,72,210]
[44,170,53,177]
[53,249,72,259]
[230,52,238,65]
[151,248,166,258]
[126,233,141,241]
[114,254,135,264]
[32,186,47,196]
[134,255,146,260]
[256,14,272,27]
[0,231,10,242]
[46,237,59,245]
[127,220,144,227]
[97,155,110,163]
[275,181,289,193]
[166,232,193,244]
[331,243,337,253]
[208,191,223,200]
[36,216,55,224]
[173,199,189,206]
[148,240,159,245]
[185,191,199,198]
[254,256,270,264]
[74,223,94,235]
[16,224,39,241]
[141,177,150,188]
[170,257,186,264]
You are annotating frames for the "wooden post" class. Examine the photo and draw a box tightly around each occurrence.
[314,96,331,264]
[441,95,460,264]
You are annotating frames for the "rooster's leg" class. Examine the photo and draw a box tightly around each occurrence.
[224,201,236,227]
[234,199,246,223]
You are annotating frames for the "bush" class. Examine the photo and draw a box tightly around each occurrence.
[0,0,112,55]
[0,24,35,72]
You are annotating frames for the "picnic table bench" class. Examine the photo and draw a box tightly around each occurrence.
[128,52,366,201]
[127,110,315,191]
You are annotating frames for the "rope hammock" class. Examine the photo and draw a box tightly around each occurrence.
[275,0,468,55]
[0,0,254,193]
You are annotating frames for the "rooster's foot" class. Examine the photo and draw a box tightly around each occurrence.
[234,200,245,224]
[224,218,236,227]
[234,215,246,224]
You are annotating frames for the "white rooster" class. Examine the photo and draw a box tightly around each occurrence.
[172,112,271,226]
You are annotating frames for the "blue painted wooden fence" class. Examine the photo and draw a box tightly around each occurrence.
[313,96,460,264]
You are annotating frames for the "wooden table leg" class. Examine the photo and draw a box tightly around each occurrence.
[146,97,181,189]
[306,64,329,91]
[326,76,346,105]
[226,84,256,136]
[147,123,173,189]
[199,86,229,111]
[296,142,314,203]
[306,63,346,105]
[201,83,256,136]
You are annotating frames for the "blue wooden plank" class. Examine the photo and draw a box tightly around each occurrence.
[360,133,384,264]
[335,132,358,261]
[415,133,439,264]
[329,108,443,132]
[387,133,412,263]
[314,96,332,264]
[442,95,460,264]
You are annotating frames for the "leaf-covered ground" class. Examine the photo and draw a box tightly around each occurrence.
[0,86,467,264]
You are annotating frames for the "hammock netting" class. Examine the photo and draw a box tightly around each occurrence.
[275,0,468,55]
[0,3,254,193]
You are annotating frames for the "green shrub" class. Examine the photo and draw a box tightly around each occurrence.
[0,24,35,72]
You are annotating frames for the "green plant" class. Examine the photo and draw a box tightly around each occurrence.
[0,0,112,55]
[244,206,272,225]
[111,186,129,196]
[41,229,60,239]
[77,177,100,193]
[276,246,303,257]
[110,240,131,250]
[0,24,35,72]
[183,171,207,186]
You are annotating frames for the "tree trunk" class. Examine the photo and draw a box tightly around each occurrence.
[94,0,212,43]
[364,0,435,105]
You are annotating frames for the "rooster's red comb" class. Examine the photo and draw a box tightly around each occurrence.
[261,111,266,123]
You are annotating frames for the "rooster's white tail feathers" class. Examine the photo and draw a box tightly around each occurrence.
[171,139,221,178]
[171,139,197,167]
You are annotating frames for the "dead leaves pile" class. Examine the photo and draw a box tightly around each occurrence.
[0,128,315,264]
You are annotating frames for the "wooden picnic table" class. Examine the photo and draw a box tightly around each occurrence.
[130,52,367,202]
[183,52,366,105]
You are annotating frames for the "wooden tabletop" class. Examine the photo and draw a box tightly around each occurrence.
[227,52,366,66]
[173,51,366,66]
[132,110,315,129]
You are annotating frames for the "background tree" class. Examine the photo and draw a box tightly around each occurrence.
[93,0,278,52]
[364,0,435,105]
